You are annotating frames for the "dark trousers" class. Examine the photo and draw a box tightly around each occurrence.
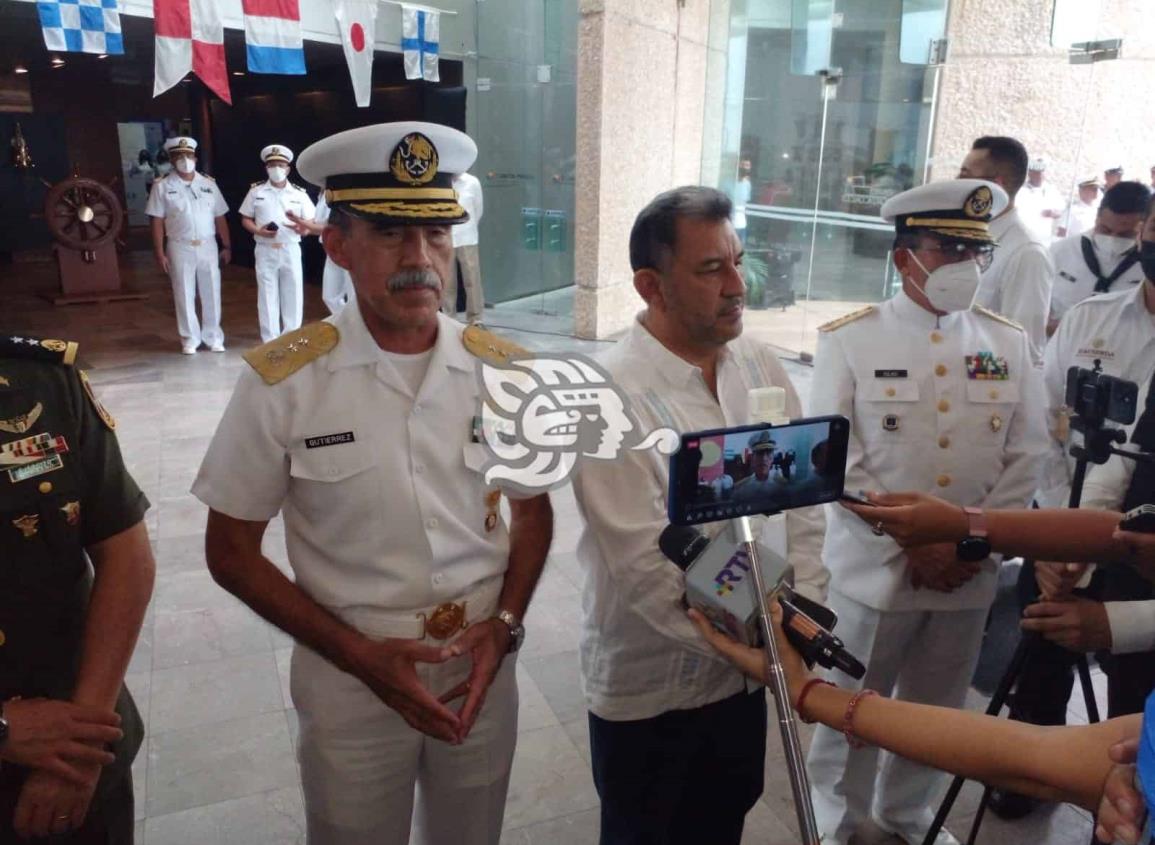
[589,689,767,845]
[0,771,133,845]
[1012,560,1155,723]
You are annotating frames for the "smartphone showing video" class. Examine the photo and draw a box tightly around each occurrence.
[667,415,851,526]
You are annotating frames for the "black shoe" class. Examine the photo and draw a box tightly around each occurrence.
[987,788,1039,820]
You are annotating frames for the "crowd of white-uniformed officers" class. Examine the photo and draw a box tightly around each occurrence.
[5,117,1155,845]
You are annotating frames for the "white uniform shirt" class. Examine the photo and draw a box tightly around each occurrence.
[192,305,512,613]
[451,173,483,248]
[573,317,827,721]
[1048,233,1145,321]
[239,181,316,245]
[145,172,228,241]
[1063,197,1100,238]
[811,292,1048,612]
[1037,284,1155,652]
[1016,181,1064,244]
[975,208,1055,365]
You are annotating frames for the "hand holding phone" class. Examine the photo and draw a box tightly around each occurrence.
[1120,504,1155,535]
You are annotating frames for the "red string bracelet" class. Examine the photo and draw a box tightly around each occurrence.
[795,678,833,724]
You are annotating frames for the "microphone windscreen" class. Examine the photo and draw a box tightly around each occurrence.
[658,524,709,571]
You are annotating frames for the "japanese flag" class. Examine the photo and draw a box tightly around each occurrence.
[334,0,377,107]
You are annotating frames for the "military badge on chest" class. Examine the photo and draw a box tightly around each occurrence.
[965,352,1009,381]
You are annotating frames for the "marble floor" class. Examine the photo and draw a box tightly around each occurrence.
[1,253,1101,844]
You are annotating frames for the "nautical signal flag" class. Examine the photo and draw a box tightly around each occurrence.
[153,0,231,104]
[334,0,378,107]
[242,0,305,75]
[401,4,439,82]
[37,0,125,55]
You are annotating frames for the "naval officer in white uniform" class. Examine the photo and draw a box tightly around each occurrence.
[146,136,230,354]
[193,122,554,845]
[805,179,1049,845]
[239,144,317,342]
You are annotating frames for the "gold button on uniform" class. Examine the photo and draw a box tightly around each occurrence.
[938,435,950,449]
[38,481,53,494]
[938,399,951,413]
[937,474,952,488]
[931,332,943,344]
[989,389,999,400]
[885,387,896,398]
[935,364,947,377]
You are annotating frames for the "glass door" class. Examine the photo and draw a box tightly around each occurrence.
[473,0,576,333]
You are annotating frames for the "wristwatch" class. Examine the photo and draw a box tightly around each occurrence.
[494,610,525,653]
[0,699,9,750]
[956,506,992,563]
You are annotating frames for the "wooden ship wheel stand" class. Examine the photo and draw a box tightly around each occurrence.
[43,173,146,305]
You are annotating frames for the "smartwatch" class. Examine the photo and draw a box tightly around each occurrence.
[956,506,992,563]
[495,610,525,653]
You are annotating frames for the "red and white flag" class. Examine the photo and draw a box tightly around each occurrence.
[334,0,378,108]
[153,0,232,104]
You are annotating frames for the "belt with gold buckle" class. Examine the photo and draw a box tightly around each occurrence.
[417,602,468,640]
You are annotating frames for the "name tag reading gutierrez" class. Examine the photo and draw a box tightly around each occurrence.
[305,432,355,449]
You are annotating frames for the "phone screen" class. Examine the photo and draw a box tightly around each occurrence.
[667,415,850,526]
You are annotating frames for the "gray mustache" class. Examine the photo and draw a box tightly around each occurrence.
[387,270,441,292]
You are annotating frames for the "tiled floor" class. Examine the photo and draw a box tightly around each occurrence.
[2,252,1101,844]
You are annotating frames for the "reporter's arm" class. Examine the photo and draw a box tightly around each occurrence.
[690,604,1138,811]
[842,493,1128,562]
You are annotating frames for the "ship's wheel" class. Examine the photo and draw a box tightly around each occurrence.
[44,176,124,254]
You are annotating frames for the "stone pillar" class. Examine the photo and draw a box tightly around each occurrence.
[931,0,1155,197]
[574,0,713,340]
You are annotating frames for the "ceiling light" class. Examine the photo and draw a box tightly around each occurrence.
[232,71,244,76]
[97,54,108,59]
[13,64,28,74]
[50,56,65,67]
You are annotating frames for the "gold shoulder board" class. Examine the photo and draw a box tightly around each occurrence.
[251,180,263,188]
[817,305,877,333]
[463,325,528,366]
[972,305,1024,332]
[243,323,339,385]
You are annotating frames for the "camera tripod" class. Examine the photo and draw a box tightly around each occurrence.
[922,417,1151,845]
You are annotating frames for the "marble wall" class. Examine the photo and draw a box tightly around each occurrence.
[931,0,1155,195]
[574,0,717,340]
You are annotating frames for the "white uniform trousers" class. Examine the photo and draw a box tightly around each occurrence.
[167,239,223,349]
[255,242,304,343]
[321,257,353,315]
[442,244,485,321]
[806,589,988,845]
[291,588,519,845]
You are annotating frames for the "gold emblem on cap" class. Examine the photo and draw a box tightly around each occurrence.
[964,186,993,219]
[390,133,439,186]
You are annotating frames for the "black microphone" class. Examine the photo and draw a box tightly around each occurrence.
[659,524,866,679]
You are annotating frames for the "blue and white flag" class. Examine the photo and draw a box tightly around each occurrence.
[401,4,439,82]
[37,0,124,55]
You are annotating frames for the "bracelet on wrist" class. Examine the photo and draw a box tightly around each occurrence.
[795,678,833,724]
[843,688,878,749]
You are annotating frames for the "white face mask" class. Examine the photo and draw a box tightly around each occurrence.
[175,157,196,175]
[267,166,288,184]
[908,251,982,313]
[1092,232,1135,260]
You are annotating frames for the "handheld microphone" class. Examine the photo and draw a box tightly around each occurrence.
[660,523,866,679]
